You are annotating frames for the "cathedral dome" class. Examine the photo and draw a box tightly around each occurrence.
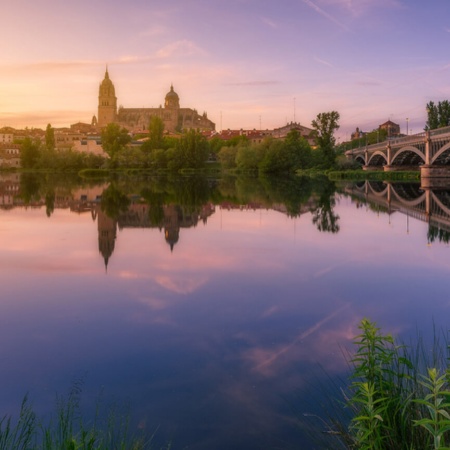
[99,69,116,97]
[164,85,179,109]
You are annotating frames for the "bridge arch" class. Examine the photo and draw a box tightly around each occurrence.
[389,184,425,207]
[431,142,450,165]
[367,151,387,167]
[355,154,366,166]
[391,146,425,166]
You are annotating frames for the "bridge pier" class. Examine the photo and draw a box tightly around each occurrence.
[383,165,419,172]
[420,165,450,189]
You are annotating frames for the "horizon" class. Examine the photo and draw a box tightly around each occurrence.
[1,0,449,140]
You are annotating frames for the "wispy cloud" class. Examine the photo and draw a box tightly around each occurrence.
[225,81,280,87]
[302,0,351,31]
[314,56,334,68]
[156,40,207,58]
[260,16,278,29]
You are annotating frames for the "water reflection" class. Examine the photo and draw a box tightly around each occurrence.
[2,173,450,448]
[344,180,450,244]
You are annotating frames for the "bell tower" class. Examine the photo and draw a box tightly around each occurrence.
[98,67,117,128]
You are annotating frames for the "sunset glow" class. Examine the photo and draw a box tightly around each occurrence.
[1,0,449,139]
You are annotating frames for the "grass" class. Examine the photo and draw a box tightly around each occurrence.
[327,170,421,181]
[0,382,170,450]
[302,319,450,449]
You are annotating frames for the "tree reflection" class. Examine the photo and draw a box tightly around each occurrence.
[101,184,130,219]
[427,224,450,244]
[311,180,340,233]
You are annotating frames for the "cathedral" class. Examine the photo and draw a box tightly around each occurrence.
[96,68,215,133]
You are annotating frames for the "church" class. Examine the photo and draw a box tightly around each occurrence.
[96,68,216,133]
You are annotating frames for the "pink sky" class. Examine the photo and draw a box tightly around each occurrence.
[1,0,450,140]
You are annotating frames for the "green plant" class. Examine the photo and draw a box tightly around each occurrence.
[414,368,450,449]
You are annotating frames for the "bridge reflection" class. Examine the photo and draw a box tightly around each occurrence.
[346,181,450,242]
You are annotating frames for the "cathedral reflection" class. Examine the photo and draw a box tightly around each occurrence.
[95,201,216,267]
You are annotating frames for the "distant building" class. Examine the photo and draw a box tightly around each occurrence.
[351,127,366,140]
[379,120,400,137]
[0,144,20,168]
[271,122,315,146]
[205,122,315,146]
[95,68,216,133]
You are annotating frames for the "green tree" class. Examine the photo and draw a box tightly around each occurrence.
[283,129,312,170]
[143,116,165,151]
[101,123,131,165]
[20,137,41,168]
[45,123,55,150]
[311,111,340,167]
[426,100,450,130]
[235,142,265,172]
[169,129,209,170]
[217,145,238,169]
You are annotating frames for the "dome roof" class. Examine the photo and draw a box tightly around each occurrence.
[99,68,116,97]
[165,84,179,100]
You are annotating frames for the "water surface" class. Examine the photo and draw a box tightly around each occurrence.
[0,174,449,449]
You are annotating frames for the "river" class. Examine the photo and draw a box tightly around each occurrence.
[0,173,449,449]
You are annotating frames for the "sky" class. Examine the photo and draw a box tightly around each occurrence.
[1,0,450,141]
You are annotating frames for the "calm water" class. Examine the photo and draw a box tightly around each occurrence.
[0,173,450,449]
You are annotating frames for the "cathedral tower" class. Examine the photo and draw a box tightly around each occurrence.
[98,68,117,128]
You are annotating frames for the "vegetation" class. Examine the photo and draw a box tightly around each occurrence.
[311,111,340,167]
[426,100,450,130]
[0,382,168,449]
[305,319,450,449]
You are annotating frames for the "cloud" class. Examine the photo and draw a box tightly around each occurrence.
[225,80,281,87]
[156,40,207,58]
[302,0,351,31]
[260,16,278,29]
[314,56,334,68]
[139,25,167,38]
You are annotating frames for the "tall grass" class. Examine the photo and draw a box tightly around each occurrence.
[302,318,450,449]
[0,382,169,450]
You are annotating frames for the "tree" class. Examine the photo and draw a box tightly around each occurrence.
[20,137,41,168]
[45,123,55,150]
[101,123,131,164]
[426,100,450,130]
[170,129,209,170]
[144,116,165,151]
[311,111,340,167]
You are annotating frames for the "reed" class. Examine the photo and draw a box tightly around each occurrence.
[0,383,169,450]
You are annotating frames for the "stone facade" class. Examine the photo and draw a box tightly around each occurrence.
[96,69,215,133]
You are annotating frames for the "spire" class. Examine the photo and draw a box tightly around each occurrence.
[105,64,109,79]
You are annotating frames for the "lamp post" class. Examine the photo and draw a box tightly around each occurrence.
[406,118,409,136]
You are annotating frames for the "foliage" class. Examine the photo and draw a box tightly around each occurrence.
[0,383,167,449]
[142,116,165,152]
[217,145,238,169]
[45,124,55,150]
[426,100,450,130]
[101,123,131,164]
[235,142,265,172]
[311,111,340,167]
[20,137,41,168]
[168,129,209,170]
[316,319,450,450]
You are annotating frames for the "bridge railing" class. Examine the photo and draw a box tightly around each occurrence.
[430,125,450,137]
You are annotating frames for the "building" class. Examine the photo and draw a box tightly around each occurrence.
[96,68,216,133]
[351,127,366,140]
[379,120,400,138]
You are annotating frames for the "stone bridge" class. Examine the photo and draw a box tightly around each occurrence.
[345,126,450,180]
